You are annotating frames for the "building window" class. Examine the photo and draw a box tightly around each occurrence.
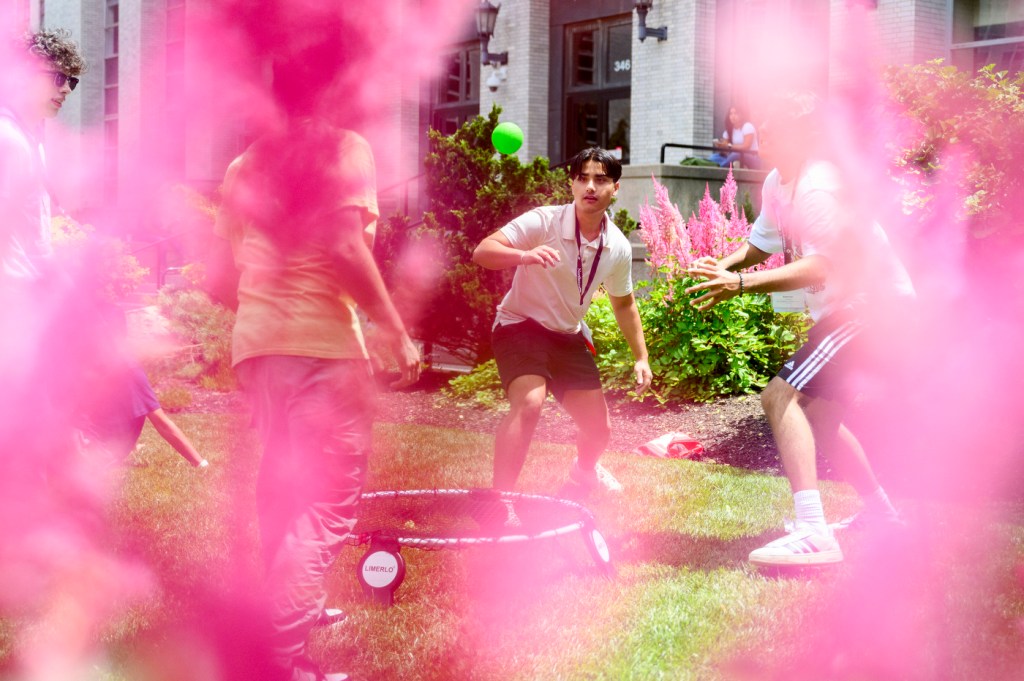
[430,43,481,136]
[564,16,632,163]
[952,0,1024,75]
[104,0,119,202]
[166,0,187,175]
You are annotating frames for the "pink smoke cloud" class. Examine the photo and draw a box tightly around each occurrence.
[1,1,475,677]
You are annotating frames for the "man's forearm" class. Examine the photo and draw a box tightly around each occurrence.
[739,255,827,294]
[719,241,770,271]
[332,239,410,340]
[611,301,649,362]
[473,236,522,270]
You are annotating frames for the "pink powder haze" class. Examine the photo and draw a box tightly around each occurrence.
[1,0,1023,679]
[0,1,472,678]
[718,5,1024,680]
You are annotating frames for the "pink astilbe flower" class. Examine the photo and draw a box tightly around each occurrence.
[638,175,690,278]
[687,185,726,260]
[720,168,738,216]
[639,168,783,280]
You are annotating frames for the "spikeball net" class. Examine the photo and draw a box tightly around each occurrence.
[346,488,613,605]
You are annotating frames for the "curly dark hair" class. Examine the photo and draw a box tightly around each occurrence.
[25,28,86,76]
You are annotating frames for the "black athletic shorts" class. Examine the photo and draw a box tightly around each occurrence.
[491,318,602,401]
[776,308,865,403]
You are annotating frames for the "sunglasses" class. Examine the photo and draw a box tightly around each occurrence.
[44,70,79,91]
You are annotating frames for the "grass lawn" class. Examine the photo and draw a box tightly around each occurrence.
[4,413,1023,680]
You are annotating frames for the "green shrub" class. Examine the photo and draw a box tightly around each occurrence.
[611,208,639,238]
[680,157,719,167]
[586,280,807,403]
[155,288,236,391]
[158,386,193,412]
[442,360,506,411]
[50,216,149,302]
[375,106,571,366]
[885,60,1024,242]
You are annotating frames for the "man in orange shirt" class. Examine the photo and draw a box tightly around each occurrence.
[213,45,419,681]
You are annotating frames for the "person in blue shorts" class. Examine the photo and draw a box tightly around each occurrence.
[78,360,208,468]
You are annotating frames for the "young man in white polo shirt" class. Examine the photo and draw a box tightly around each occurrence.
[473,147,652,497]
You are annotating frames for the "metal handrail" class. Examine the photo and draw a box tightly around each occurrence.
[660,143,760,164]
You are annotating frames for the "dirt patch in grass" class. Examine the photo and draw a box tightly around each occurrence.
[174,371,789,477]
[376,372,785,476]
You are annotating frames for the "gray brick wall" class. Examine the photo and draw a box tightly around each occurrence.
[38,0,104,213]
[480,0,550,162]
[832,0,950,82]
[630,0,717,165]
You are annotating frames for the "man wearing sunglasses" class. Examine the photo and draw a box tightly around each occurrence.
[1,27,86,457]
[1,28,84,282]
[0,27,108,679]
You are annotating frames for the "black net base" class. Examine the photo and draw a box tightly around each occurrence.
[347,488,597,550]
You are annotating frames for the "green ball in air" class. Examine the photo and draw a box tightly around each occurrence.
[491,122,524,155]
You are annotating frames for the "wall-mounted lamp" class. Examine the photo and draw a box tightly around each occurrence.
[476,1,508,66]
[634,0,668,43]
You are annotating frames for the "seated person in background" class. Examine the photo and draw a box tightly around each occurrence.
[710,105,760,169]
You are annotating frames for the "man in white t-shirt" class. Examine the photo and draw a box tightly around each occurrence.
[0,30,84,282]
[686,93,914,567]
[0,28,85,457]
[473,147,652,500]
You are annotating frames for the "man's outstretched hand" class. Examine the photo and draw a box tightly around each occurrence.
[685,258,742,311]
[633,359,653,396]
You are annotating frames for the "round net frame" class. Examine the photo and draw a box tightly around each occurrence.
[347,488,600,551]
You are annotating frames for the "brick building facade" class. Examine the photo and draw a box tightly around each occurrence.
[18,1,1024,239]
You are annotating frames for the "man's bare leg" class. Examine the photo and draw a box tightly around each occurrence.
[560,388,610,471]
[802,396,900,525]
[493,375,548,490]
[801,396,879,496]
[749,377,842,566]
[761,377,818,492]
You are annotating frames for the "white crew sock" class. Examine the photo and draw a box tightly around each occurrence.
[793,489,828,535]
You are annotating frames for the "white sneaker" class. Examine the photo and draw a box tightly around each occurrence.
[594,463,624,492]
[748,525,843,567]
[565,458,623,495]
[314,608,347,627]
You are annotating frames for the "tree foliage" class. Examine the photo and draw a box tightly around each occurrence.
[885,60,1024,241]
[50,216,149,302]
[376,106,570,364]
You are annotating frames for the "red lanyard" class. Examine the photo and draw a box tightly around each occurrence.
[575,217,604,306]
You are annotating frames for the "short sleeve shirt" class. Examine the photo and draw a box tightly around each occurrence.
[80,364,161,460]
[723,122,758,152]
[749,163,913,321]
[494,204,633,334]
[215,127,379,365]
[0,109,52,282]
